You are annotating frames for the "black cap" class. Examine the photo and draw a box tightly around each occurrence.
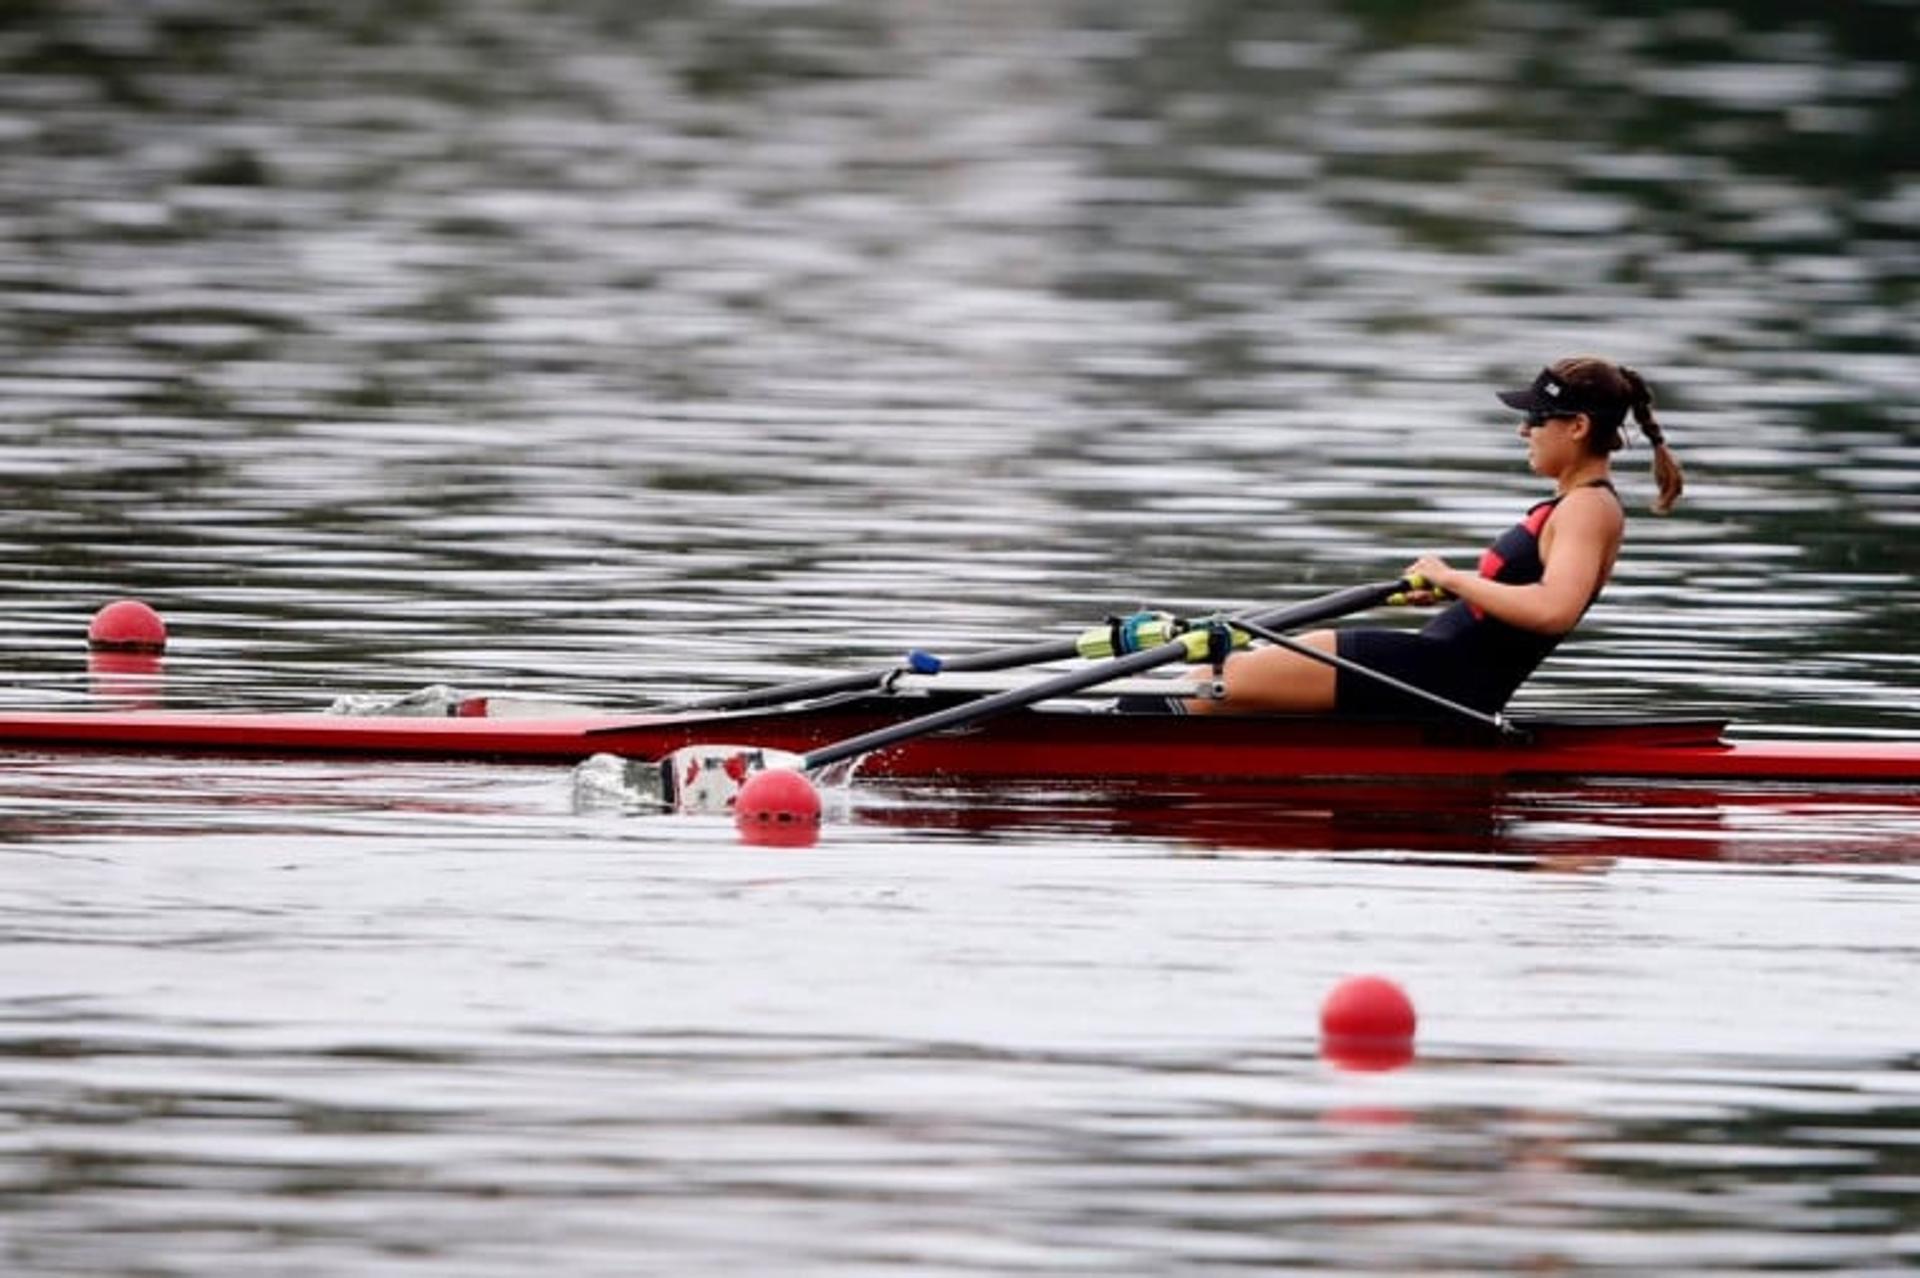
[1497,367,1593,416]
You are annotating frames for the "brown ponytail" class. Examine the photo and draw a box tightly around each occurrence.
[1619,365,1683,515]
[1544,357,1685,516]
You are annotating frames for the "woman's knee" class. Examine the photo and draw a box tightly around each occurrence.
[1188,629,1338,714]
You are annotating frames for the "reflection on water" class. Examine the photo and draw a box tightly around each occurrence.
[3,753,1918,1271]
[2,1,1918,1273]
[858,776,1920,865]
[10,753,1920,866]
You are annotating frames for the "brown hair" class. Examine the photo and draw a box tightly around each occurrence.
[1550,356,1685,515]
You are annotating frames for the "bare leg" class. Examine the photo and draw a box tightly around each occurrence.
[1183,629,1339,715]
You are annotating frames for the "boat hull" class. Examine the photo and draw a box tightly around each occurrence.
[3,701,1919,783]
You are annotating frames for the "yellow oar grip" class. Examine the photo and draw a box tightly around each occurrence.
[1178,624,1251,662]
[1387,573,1452,606]
[1072,626,1117,660]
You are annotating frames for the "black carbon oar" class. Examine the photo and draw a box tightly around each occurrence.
[789,578,1407,772]
[658,635,1083,716]
[654,578,1417,717]
[648,579,1411,808]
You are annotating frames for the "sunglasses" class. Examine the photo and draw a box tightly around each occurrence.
[1523,409,1580,429]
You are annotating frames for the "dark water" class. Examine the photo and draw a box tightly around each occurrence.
[2,2,1918,1273]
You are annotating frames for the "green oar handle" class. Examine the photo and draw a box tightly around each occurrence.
[798,579,1408,773]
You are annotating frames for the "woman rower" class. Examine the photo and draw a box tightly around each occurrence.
[1185,357,1685,718]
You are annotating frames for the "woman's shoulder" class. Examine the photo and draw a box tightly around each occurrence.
[1551,482,1627,533]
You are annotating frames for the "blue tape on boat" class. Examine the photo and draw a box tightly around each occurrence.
[906,649,942,674]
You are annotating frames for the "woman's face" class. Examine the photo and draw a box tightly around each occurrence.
[1519,411,1587,475]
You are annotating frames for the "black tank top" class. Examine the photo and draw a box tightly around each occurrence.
[1418,479,1616,703]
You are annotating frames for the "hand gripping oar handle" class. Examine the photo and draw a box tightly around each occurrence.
[794,579,1408,773]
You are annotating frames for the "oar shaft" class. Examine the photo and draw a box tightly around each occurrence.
[799,579,1407,772]
[671,580,1405,716]
[1239,579,1417,634]
[670,636,1072,714]
[798,638,1198,772]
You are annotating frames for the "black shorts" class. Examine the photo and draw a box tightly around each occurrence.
[1335,628,1511,716]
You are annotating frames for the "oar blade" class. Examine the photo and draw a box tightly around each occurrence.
[573,745,806,813]
[665,744,807,813]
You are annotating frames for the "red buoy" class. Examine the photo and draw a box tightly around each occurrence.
[1319,974,1417,1072]
[87,599,168,653]
[734,768,822,848]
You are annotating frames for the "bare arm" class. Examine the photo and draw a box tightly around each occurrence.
[1410,490,1622,636]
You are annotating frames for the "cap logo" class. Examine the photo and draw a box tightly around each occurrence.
[1543,380,1562,398]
